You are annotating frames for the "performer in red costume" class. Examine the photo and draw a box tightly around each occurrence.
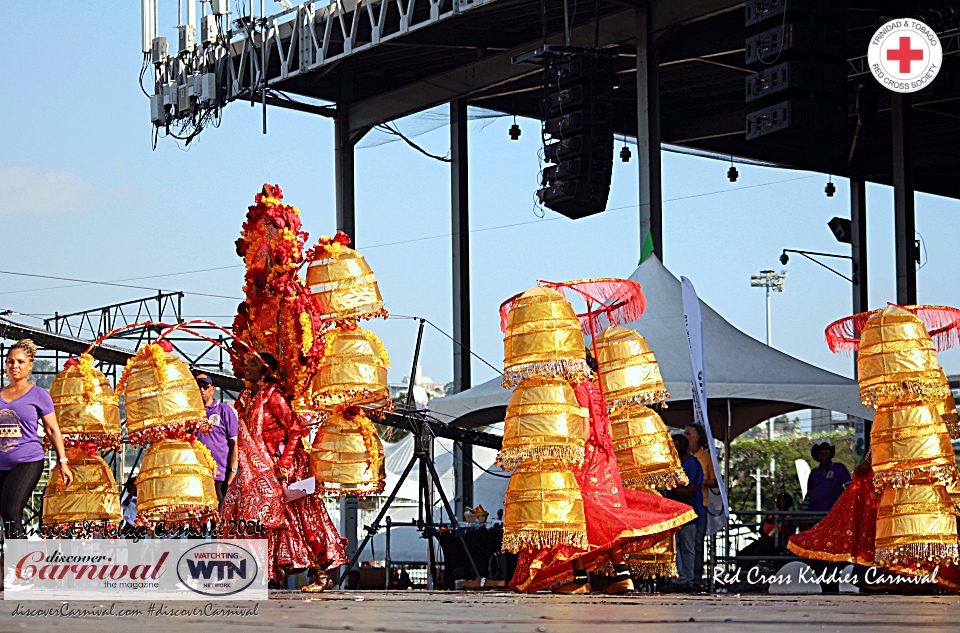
[510,352,696,594]
[223,352,347,590]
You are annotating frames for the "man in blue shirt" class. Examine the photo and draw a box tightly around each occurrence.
[194,374,239,507]
[665,433,704,588]
[804,442,851,513]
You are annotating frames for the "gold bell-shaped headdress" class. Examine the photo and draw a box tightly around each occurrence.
[308,405,386,497]
[935,370,960,440]
[497,377,587,471]
[306,236,387,325]
[134,438,219,528]
[500,286,590,388]
[118,342,209,446]
[501,458,588,552]
[48,354,122,451]
[595,326,670,410]
[42,443,121,532]
[310,326,393,416]
[852,306,950,409]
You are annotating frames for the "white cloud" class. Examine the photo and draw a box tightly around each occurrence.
[0,167,94,215]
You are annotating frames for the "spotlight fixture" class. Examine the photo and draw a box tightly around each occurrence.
[509,121,521,141]
[620,145,631,162]
[825,178,836,197]
[727,164,739,182]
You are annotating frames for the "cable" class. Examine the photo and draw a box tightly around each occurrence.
[377,123,451,163]
[0,265,243,297]
[0,270,243,301]
[388,314,503,376]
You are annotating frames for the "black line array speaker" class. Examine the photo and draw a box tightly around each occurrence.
[538,50,616,219]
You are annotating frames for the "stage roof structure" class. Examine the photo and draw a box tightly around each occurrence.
[152,0,960,200]
[429,255,872,440]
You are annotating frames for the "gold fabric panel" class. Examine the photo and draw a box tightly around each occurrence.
[857,308,947,408]
[308,410,385,497]
[124,352,206,440]
[502,287,588,387]
[310,327,391,413]
[622,486,678,578]
[874,480,960,566]
[307,247,386,323]
[135,439,219,528]
[870,405,958,487]
[42,451,121,527]
[49,363,121,448]
[502,459,588,553]
[596,326,669,408]
[497,377,586,471]
[609,403,687,490]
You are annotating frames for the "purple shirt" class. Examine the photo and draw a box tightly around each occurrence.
[806,461,851,512]
[196,401,238,481]
[0,386,53,470]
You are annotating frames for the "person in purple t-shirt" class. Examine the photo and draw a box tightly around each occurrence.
[804,442,851,513]
[194,373,238,507]
[0,340,73,541]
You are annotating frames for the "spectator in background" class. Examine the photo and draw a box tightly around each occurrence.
[684,423,718,586]
[803,442,851,514]
[664,434,704,590]
[194,374,238,507]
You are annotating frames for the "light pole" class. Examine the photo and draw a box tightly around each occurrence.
[751,269,787,439]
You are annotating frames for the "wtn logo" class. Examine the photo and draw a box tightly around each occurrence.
[185,559,247,581]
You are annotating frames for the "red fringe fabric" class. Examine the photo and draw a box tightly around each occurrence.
[825,304,960,354]
[546,278,646,334]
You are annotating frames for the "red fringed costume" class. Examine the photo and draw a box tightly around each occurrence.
[509,380,696,592]
[788,467,960,590]
[223,382,347,581]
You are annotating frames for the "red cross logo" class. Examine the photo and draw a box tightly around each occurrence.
[886,36,924,73]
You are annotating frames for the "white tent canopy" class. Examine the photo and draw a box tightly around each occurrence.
[430,255,870,440]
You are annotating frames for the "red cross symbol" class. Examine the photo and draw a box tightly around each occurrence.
[886,36,924,73]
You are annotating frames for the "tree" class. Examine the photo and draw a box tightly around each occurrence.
[725,430,859,513]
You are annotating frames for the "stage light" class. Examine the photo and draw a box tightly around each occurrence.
[828,217,852,244]
[727,165,739,182]
[825,178,836,197]
[620,145,631,162]
[509,122,521,141]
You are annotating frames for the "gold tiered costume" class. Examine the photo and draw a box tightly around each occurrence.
[500,285,696,593]
[227,185,349,588]
[118,341,219,529]
[596,325,689,579]
[306,233,391,499]
[789,306,960,589]
[42,354,123,532]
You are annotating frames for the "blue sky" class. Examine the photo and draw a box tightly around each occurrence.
[2,3,959,392]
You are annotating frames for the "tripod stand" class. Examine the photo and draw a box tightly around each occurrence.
[337,318,481,588]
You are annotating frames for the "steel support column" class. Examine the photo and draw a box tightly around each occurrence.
[451,100,473,520]
[891,94,916,305]
[335,107,359,243]
[850,179,868,316]
[636,9,662,262]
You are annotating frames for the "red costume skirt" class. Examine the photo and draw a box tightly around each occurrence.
[788,468,959,591]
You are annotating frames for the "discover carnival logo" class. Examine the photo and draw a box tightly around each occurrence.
[868,18,942,93]
[176,542,259,597]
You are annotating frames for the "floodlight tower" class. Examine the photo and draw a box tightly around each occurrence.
[751,269,787,440]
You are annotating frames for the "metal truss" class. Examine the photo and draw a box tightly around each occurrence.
[151,0,496,127]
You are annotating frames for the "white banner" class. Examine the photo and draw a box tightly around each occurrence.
[4,539,268,600]
[680,276,729,536]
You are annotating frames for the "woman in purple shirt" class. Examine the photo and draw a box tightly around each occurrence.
[0,339,73,539]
